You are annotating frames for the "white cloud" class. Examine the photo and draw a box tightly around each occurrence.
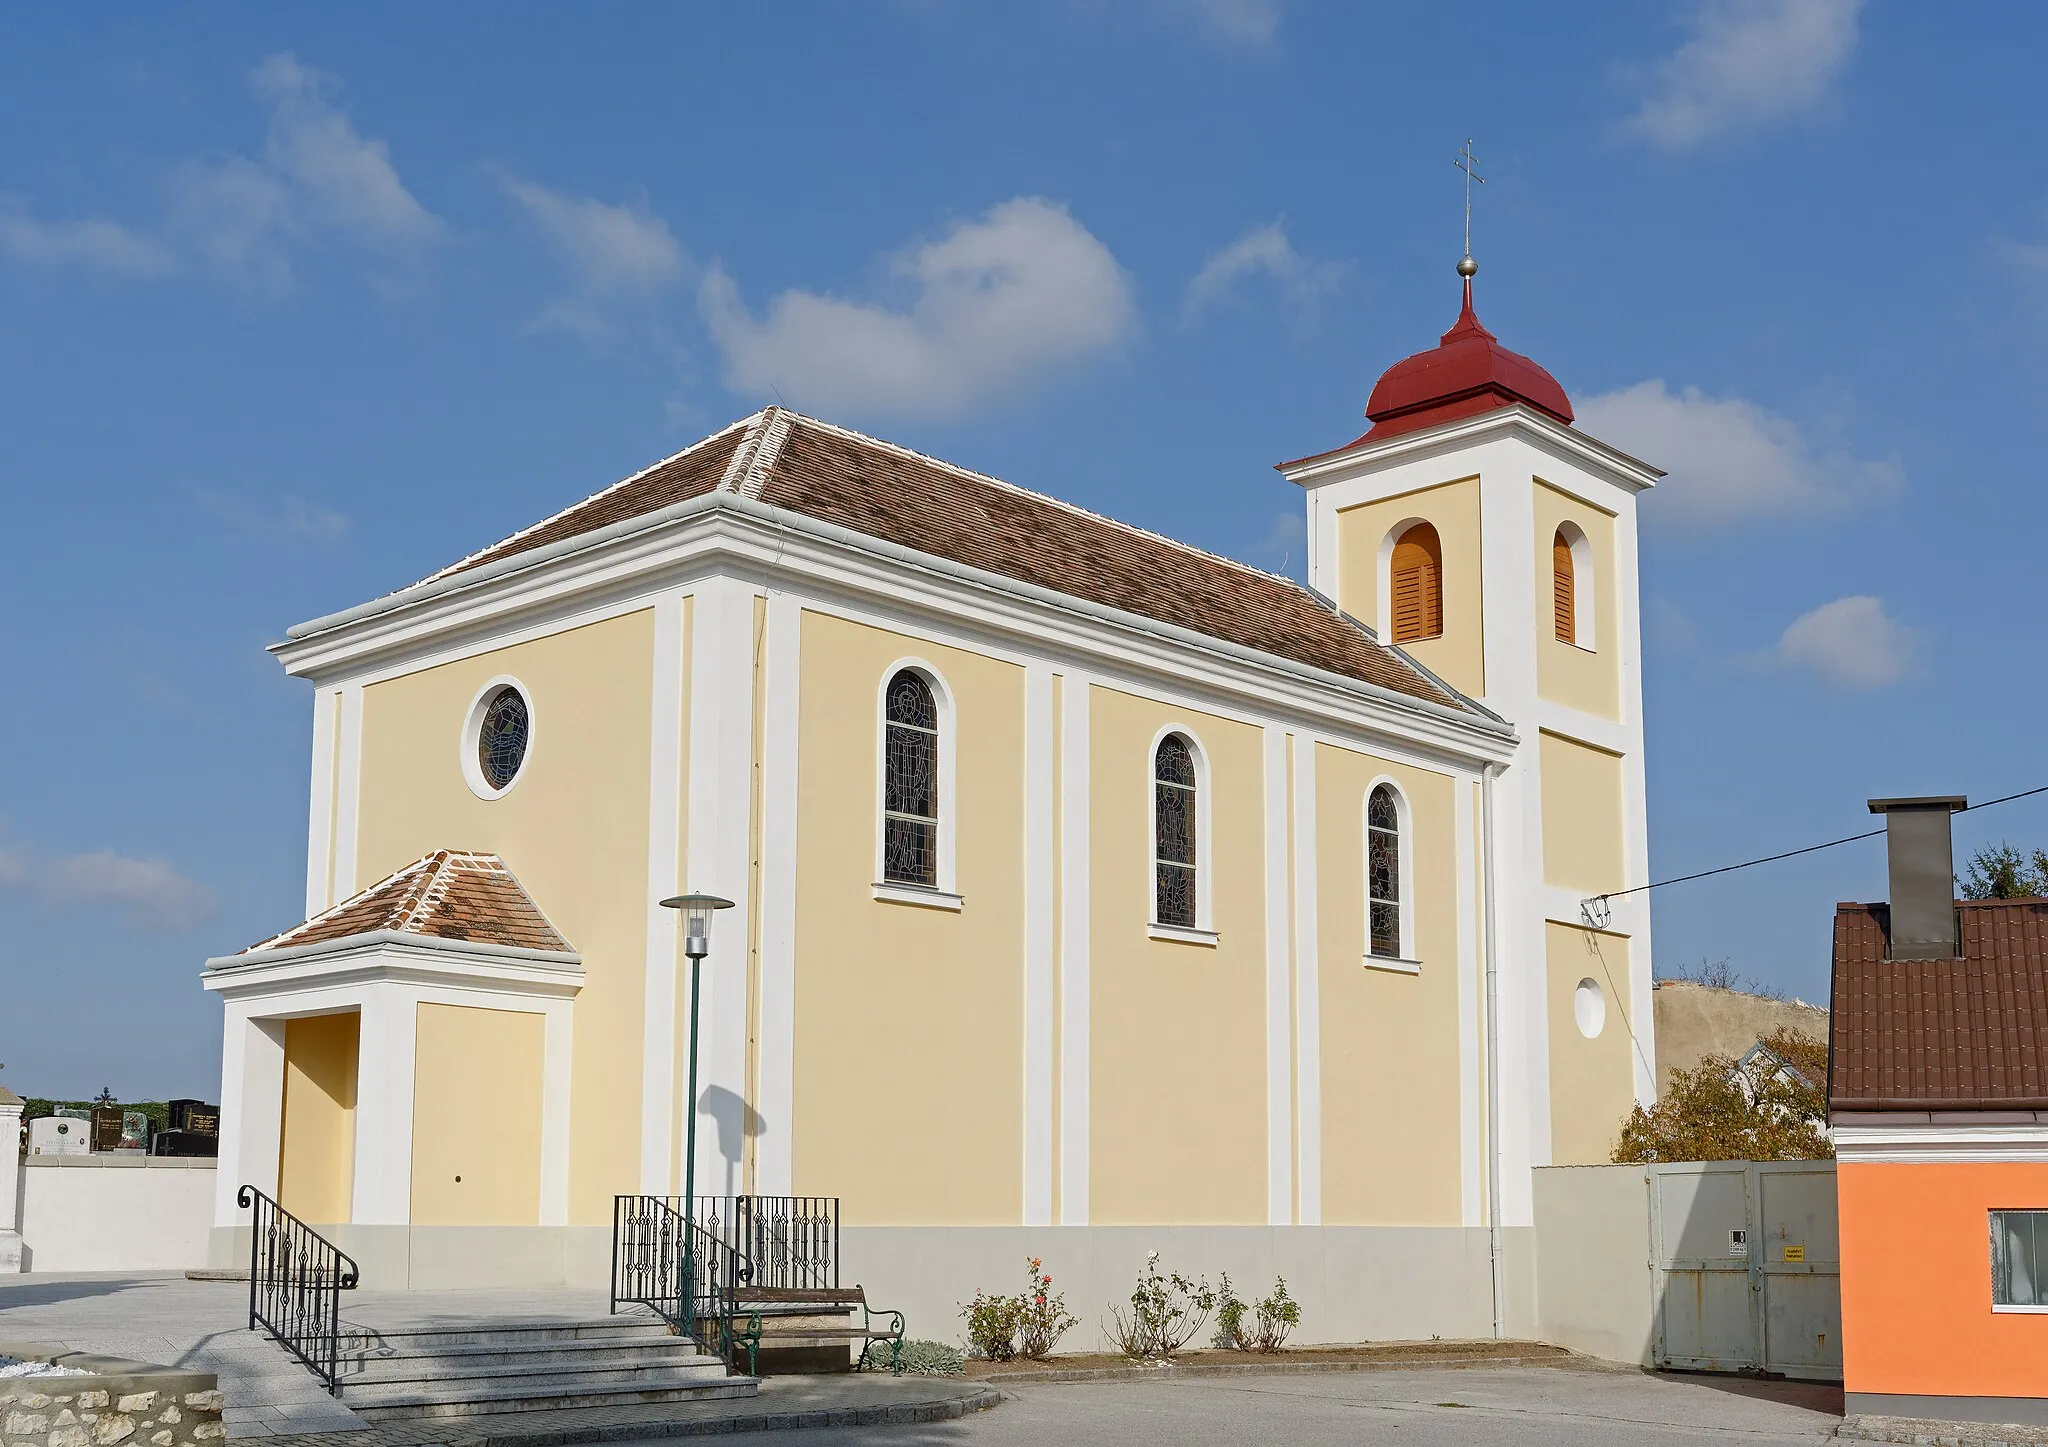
[0,840,217,932]
[193,486,349,542]
[1167,0,1282,46]
[0,199,172,274]
[1576,379,1899,528]
[1628,0,1862,147]
[250,53,439,247]
[702,197,1134,420]
[4,52,437,290]
[1773,595,1917,689]
[1183,220,1342,326]
[501,177,683,292]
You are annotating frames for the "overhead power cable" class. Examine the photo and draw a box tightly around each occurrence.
[1579,783,2048,925]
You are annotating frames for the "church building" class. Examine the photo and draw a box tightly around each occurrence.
[202,265,1661,1339]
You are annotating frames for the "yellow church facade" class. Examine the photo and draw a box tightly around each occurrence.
[203,281,1659,1339]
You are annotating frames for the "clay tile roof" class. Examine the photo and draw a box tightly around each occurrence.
[242,850,573,956]
[421,409,1469,712]
[1829,898,2048,1111]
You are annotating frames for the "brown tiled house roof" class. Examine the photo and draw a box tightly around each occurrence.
[1829,898,2048,1111]
[420,409,1469,711]
[243,850,573,956]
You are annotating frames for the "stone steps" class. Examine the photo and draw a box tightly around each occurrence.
[331,1315,756,1422]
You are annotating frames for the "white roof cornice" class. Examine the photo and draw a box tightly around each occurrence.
[201,930,584,1002]
[273,497,1518,771]
[1279,404,1664,493]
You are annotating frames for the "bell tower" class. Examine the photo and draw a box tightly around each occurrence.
[1275,253,1663,1220]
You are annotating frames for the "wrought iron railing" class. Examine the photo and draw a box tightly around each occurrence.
[238,1184,358,1397]
[611,1194,748,1360]
[707,1195,840,1291]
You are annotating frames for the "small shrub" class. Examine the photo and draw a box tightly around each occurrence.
[1212,1273,1249,1350]
[962,1288,1024,1360]
[886,1339,965,1376]
[1016,1257,1079,1360]
[1106,1251,1214,1360]
[1251,1277,1300,1352]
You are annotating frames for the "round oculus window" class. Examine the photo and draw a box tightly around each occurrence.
[477,687,530,791]
[1574,978,1607,1039]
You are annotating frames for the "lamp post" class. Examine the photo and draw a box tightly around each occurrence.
[659,892,735,1320]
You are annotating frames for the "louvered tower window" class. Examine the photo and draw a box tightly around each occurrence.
[1367,784,1402,959]
[1553,529,1577,644]
[1389,523,1443,643]
[1153,734,1198,928]
[882,670,940,887]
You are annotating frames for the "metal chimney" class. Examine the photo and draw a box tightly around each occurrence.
[1867,796,1966,961]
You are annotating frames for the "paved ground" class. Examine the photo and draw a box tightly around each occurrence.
[0,1274,1850,1444]
[690,1366,1845,1446]
[0,1273,716,1437]
[0,1272,367,1434]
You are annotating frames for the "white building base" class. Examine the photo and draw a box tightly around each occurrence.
[206,1219,1540,1349]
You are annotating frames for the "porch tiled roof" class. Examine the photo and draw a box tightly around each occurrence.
[243,850,572,956]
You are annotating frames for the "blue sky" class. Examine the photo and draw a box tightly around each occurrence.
[5,1,2047,1100]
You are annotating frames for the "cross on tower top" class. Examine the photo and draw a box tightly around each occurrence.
[1454,138,1484,279]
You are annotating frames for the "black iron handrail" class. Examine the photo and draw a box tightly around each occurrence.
[708,1195,840,1291]
[611,1194,748,1362]
[238,1184,358,1397]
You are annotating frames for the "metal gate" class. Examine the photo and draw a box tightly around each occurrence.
[1648,1161,1840,1381]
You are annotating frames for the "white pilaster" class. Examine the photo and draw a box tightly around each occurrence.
[1455,774,1483,1226]
[216,1013,286,1227]
[539,998,574,1225]
[350,991,415,1225]
[1057,674,1091,1226]
[305,688,339,917]
[1291,734,1321,1225]
[754,591,802,1197]
[1261,725,1293,1225]
[639,593,688,1194]
[683,575,760,1203]
[330,684,364,901]
[1022,662,1056,1226]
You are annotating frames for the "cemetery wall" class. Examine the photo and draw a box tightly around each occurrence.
[13,1158,214,1273]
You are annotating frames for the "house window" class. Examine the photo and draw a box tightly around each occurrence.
[882,670,940,887]
[1367,783,1403,958]
[1553,529,1576,643]
[1992,1210,2048,1308]
[1153,734,1199,929]
[1390,522,1444,644]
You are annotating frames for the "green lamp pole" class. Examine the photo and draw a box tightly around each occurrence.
[660,892,735,1322]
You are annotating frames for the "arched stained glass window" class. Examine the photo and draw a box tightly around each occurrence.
[882,670,940,887]
[1367,784,1402,959]
[1153,734,1198,928]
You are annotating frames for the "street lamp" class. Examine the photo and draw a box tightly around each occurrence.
[659,893,734,1319]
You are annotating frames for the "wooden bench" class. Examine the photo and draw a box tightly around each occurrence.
[720,1286,905,1376]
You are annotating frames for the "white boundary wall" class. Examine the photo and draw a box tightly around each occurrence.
[1530,1163,1657,1366]
[13,1156,216,1273]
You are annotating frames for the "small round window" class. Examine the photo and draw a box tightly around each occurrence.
[477,686,530,791]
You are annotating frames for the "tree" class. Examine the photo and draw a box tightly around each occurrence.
[1959,843,2048,900]
[1612,1028,1831,1163]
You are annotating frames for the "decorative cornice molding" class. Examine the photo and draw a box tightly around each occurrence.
[273,500,1519,772]
[1279,404,1663,493]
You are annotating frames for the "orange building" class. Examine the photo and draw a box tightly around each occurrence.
[1832,797,2048,1428]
